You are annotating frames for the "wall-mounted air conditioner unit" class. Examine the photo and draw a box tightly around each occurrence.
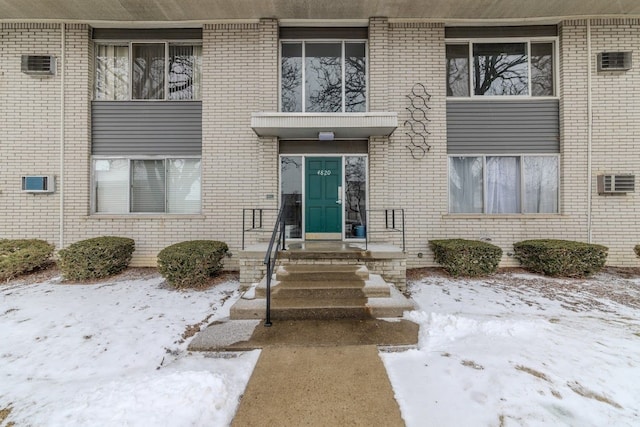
[21,55,56,75]
[21,176,55,193]
[597,52,632,71]
[597,174,635,194]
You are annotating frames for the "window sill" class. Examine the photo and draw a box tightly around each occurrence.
[442,214,564,220]
[86,214,205,220]
[92,99,202,102]
[446,96,559,101]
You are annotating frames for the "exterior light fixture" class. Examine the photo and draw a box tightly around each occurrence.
[318,131,335,141]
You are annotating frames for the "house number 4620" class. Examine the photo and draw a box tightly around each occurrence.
[317,170,332,176]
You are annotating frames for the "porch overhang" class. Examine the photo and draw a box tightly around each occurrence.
[250,112,398,139]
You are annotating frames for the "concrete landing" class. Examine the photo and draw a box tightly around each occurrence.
[188,318,419,351]
[231,345,405,427]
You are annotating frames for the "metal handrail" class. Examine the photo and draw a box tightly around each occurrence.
[241,207,278,250]
[364,208,406,252]
[263,203,286,327]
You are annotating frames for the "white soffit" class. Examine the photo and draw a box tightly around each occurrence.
[251,112,398,139]
[1,1,640,22]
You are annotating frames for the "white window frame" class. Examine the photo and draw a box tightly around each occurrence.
[448,153,560,214]
[278,39,369,113]
[91,155,202,215]
[93,40,202,102]
[445,37,559,100]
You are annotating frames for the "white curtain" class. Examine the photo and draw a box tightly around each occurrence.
[449,156,483,213]
[132,43,165,100]
[486,156,520,213]
[169,45,202,100]
[131,160,165,212]
[95,45,129,100]
[524,156,558,213]
[167,159,201,214]
[94,159,128,213]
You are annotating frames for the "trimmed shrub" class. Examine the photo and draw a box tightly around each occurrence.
[635,245,640,258]
[0,239,55,281]
[429,239,502,277]
[157,240,229,289]
[513,239,607,278]
[58,236,135,281]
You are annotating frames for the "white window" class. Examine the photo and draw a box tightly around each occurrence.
[281,41,367,112]
[446,40,555,97]
[95,45,129,100]
[93,157,201,214]
[449,155,558,214]
[95,43,202,101]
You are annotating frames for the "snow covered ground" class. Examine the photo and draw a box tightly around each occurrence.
[3,268,640,426]
[0,272,259,426]
[382,271,640,426]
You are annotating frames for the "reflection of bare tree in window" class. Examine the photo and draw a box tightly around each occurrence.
[281,42,366,112]
[133,44,165,100]
[531,43,554,97]
[474,43,528,96]
[345,157,366,232]
[281,157,302,237]
[95,45,129,100]
[345,43,366,112]
[169,45,201,100]
[306,54,342,112]
[446,44,470,97]
[281,57,302,112]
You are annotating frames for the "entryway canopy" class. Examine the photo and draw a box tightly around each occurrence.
[250,112,397,139]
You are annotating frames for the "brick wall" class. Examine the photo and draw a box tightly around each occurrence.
[0,24,62,246]
[2,18,638,268]
[589,19,640,264]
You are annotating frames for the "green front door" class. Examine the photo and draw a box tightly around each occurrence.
[306,157,342,239]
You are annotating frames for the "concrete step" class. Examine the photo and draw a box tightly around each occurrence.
[361,274,393,298]
[271,297,369,320]
[231,261,413,321]
[275,264,370,282]
[231,296,369,320]
[230,286,415,321]
[254,274,391,299]
[274,286,366,300]
[367,286,416,318]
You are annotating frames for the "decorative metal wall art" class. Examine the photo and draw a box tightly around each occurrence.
[404,83,432,159]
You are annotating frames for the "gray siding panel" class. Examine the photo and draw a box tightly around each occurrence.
[445,25,557,39]
[279,140,368,154]
[447,100,559,154]
[92,101,202,155]
[280,27,368,39]
[92,28,202,40]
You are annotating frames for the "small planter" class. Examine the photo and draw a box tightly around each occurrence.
[354,225,366,238]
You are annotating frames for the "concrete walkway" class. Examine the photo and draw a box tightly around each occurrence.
[231,345,405,427]
[189,319,417,425]
[189,318,419,351]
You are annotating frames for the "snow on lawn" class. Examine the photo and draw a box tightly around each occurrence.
[0,272,259,426]
[382,272,640,427]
